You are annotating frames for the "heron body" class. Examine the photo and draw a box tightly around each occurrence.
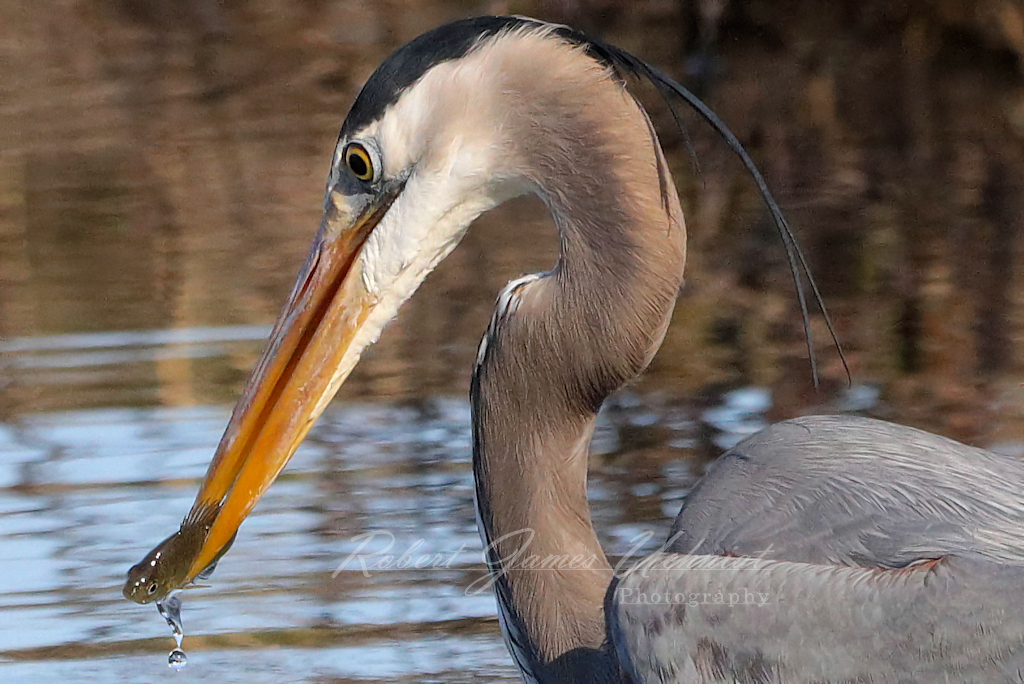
[124,16,1024,683]
[613,416,1024,683]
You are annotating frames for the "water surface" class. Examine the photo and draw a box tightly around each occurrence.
[0,327,716,682]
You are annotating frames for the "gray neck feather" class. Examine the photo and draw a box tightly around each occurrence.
[471,67,686,683]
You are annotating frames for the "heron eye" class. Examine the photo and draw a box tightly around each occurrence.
[344,143,374,182]
[148,582,158,595]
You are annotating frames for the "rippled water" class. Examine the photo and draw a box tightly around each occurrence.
[0,324,905,682]
[2,1,1023,681]
[0,326,722,682]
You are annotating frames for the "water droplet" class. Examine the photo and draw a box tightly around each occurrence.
[168,648,187,670]
[157,592,185,644]
[157,591,187,664]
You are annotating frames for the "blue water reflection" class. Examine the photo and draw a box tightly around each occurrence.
[0,332,721,681]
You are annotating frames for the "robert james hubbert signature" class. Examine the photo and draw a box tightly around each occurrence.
[332,528,776,604]
[331,534,469,578]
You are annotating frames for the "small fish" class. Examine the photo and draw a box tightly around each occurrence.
[123,503,235,604]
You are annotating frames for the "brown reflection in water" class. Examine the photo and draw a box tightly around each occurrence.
[0,0,1022,446]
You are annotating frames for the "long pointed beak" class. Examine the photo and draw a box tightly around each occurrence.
[183,182,402,580]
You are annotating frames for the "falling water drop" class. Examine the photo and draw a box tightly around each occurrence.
[156,591,187,668]
[168,648,188,670]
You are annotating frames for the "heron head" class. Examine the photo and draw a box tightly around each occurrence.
[178,19,586,578]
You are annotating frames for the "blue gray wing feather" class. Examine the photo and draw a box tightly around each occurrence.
[669,415,1024,566]
[610,415,1024,682]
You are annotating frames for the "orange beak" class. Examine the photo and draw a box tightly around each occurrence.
[183,181,403,580]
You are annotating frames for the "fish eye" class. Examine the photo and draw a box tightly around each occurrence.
[344,142,375,182]
[148,582,158,595]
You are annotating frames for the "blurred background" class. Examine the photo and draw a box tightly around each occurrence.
[0,0,1022,681]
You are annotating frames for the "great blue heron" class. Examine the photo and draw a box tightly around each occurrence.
[125,16,1024,683]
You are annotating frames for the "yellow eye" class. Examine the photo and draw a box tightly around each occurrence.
[344,143,374,182]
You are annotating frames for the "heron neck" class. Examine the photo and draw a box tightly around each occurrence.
[472,100,686,681]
